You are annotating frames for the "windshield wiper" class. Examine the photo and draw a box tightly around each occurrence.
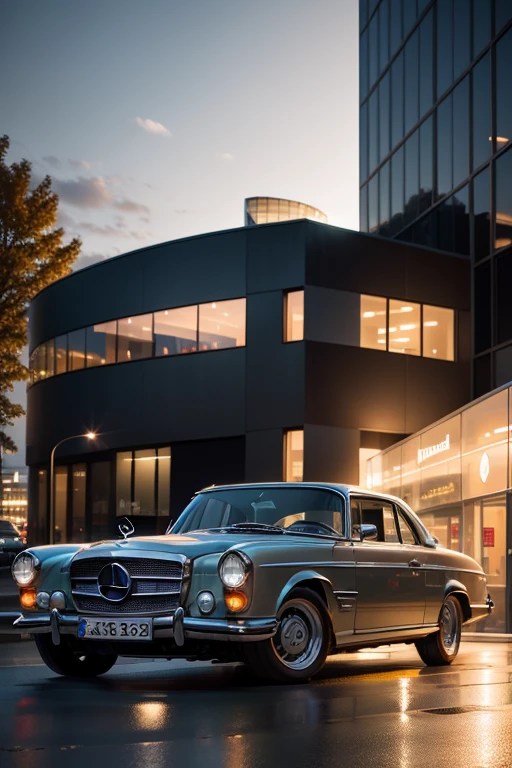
[202,522,287,535]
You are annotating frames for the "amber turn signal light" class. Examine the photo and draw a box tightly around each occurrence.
[20,588,37,609]
[225,591,248,612]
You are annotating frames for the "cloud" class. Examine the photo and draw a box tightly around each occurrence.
[77,221,150,240]
[174,209,188,215]
[218,152,234,161]
[42,155,62,169]
[139,215,150,224]
[68,158,91,169]
[135,117,171,137]
[114,197,150,214]
[52,176,112,208]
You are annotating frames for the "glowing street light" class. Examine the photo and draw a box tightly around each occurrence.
[49,432,97,544]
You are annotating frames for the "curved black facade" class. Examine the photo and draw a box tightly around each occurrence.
[27,220,471,545]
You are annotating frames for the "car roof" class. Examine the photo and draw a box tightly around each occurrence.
[196,482,403,504]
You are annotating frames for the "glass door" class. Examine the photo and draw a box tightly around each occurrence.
[463,495,507,633]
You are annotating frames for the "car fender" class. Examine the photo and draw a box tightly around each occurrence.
[275,570,337,618]
[444,580,471,621]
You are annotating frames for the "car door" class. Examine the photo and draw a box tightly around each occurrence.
[351,495,426,632]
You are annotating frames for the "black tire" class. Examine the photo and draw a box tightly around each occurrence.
[415,595,462,666]
[34,634,118,677]
[243,587,330,683]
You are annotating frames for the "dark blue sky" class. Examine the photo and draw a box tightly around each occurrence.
[2,0,358,270]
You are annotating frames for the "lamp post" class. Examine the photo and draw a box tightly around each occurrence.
[49,432,96,544]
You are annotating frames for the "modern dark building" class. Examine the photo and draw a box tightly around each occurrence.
[359,0,512,397]
[26,220,469,545]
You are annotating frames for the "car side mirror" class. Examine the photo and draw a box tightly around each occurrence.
[360,523,378,541]
[118,517,135,539]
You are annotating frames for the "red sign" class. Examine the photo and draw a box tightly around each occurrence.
[483,527,495,547]
[451,522,459,541]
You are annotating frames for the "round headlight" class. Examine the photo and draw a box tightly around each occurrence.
[219,552,248,588]
[12,553,39,586]
[197,590,216,615]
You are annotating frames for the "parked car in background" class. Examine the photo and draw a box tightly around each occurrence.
[10,484,493,683]
[0,520,26,565]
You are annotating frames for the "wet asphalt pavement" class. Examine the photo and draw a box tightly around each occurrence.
[1,566,512,768]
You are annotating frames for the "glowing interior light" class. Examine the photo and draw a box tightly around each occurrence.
[211,303,217,309]
[485,432,491,438]
[494,426,509,434]
[377,339,386,344]
[142,327,151,332]
[127,318,132,324]
[424,321,438,327]
[388,327,397,332]
[164,310,169,315]
[399,324,415,330]
[377,328,386,334]
[490,136,510,143]
[393,337,410,343]
[432,349,437,354]
[363,311,375,318]
[400,306,414,313]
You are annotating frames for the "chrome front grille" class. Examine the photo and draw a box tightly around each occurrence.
[70,556,183,615]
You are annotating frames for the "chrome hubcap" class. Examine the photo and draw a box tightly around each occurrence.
[272,599,323,670]
[441,601,459,656]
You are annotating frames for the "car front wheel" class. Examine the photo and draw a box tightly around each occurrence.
[415,594,462,666]
[34,634,118,677]
[243,587,330,683]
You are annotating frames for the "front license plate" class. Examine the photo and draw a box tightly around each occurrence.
[78,617,153,641]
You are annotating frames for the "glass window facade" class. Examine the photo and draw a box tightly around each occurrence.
[199,299,246,351]
[86,321,117,367]
[284,430,304,482]
[244,197,327,226]
[117,314,153,362]
[360,0,512,393]
[365,385,512,634]
[360,293,455,359]
[284,291,304,342]
[154,306,198,356]
[29,298,247,386]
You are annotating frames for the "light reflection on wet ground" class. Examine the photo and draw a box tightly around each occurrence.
[1,641,512,768]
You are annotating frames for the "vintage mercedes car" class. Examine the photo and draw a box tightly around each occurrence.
[11,483,493,683]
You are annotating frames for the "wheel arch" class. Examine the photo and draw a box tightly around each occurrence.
[275,571,337,649]
[444,581,471,623]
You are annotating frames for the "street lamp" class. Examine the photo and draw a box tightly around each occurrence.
[49,432,97,544]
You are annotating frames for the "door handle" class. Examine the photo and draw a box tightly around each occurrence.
[408,559,421,568]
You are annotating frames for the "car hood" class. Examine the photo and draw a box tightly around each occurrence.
[72,531,307,561]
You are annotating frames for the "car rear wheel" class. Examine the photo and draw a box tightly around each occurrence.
[34,634,118,677]
[415,595,462,666]
[243,587,330,683]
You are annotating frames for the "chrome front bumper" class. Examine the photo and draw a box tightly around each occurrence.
[12,608,278,645]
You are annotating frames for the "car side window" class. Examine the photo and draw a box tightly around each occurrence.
[396,508,419,545]
[359,499,400,543]
[350,499,361,538]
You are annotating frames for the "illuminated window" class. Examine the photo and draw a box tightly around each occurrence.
[360,294,387,350]
[423,305,454,361]
[198,299,246,351]
[388,300,421,355]
[285,430,304,482]
[55,335,68,374]
[68,329,86,371]
[86,321,117,367]
[117,314,153,362]
[284,290,304,342]
[155,306,198,356]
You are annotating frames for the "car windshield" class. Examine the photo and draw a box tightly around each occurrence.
[0,521,17,535]
[170,487,345,538]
